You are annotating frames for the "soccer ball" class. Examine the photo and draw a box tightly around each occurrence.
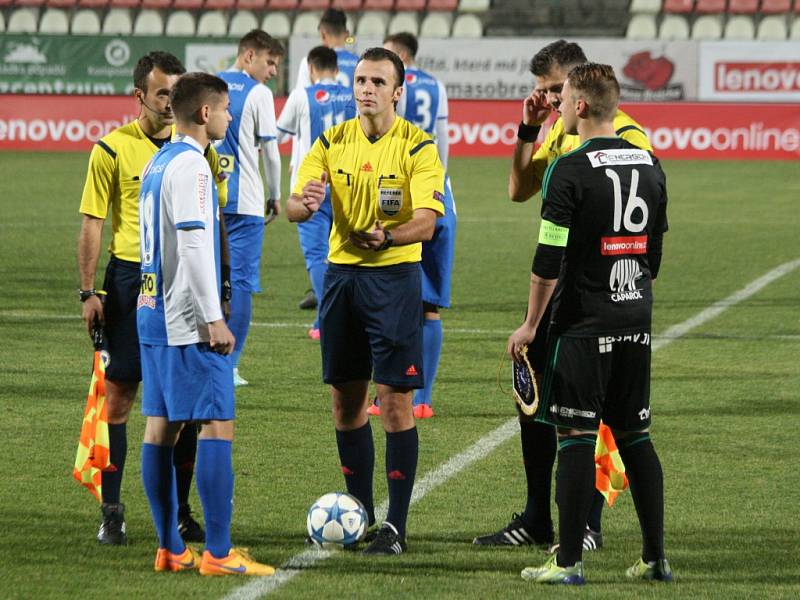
[306,492,368,547]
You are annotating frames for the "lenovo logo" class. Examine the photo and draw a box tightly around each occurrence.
[715,62,800,93]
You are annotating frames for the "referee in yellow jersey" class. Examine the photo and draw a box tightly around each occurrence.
[287,47,445,556]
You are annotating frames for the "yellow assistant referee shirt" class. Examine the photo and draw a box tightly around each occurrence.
[79,120,228,262]
[293,116,445,267]
[531,109,652,185]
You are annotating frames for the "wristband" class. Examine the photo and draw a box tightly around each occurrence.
[375,229,394,251]
[221,264,232,302]
[78,288,97,302]
[517,122,541,143]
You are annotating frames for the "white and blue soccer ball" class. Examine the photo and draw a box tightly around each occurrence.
[306,492,368,547]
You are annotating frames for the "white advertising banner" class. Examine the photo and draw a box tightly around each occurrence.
[699,41,800,102]
[289,36,698,100]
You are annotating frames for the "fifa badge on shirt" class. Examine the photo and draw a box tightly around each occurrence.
[379,187,403,217]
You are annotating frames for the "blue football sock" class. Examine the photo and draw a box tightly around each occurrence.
[102,422,126,504]
[308,263,327,330]
[196,439,233,559]
[385,427,418,538]
[141,443,184,554]
[413,318,443,407]
[228,287,252,368]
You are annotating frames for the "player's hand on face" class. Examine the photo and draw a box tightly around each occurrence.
[82,295,104,337]
[208,319,235,355]
[507,324,537,364]
[301,172,327,213]
[349,220,385,250]
[523,89,551,127]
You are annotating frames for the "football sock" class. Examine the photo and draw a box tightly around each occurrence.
[308,263,327,331]
[335,422,375,525]
[385,427,418,538]
[141,443,184,555]
[173,423,197,509]
[413,318,443,407]
[618,434,665,563]
[228,287,252,368]
[196,439,233,559]
[519,420,557,539]
[102,422,127,505]
[555,435,596,568]
[587,490,605,533]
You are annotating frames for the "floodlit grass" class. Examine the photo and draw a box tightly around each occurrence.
[0,153,798,599]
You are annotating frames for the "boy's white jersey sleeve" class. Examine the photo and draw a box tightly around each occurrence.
[435,80,449,169]
[254,85,281,200]
[260,140,281,201]
[254,85,278,142]
[277,88,303,143]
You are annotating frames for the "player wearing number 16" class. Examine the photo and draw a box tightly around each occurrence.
[287,48,445,556]
[507,63,671,584]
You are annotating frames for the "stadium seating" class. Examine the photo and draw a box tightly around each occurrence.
[790,16,800,37]
[238,0,267,9]
[419,11,451,36]
[206,0,235,8]
[756,13,788,37]
[133,8,163,33]
[269,0,298,8]
[197,9,227,34]
[141,0,171,8]
[427,0,458,10]
[228,8,258,35]
[723,14,755,37]
[387,10,418,34]
[395,0,425,9]
[659,13,690,37]
[331,0,361,9]
[451,12,482,36]
[165,9,195,34]
[292,9,320,33]
[362,0,392,9]
[109,0,139,8]
[728,0,757,13]
[262,11,291,35]
[694,0,726,13]
[630,0,663,13]
[663,0,694,12]
[691,14,723,37]
[458,0,490,12]
[78,0,109,8]
[626,13,658,37]
[7,7,39,31]
[71,7,101,31]
[39,7,68,31]
[760,0,791,13]
[355,9,387,35]
[0,11,5,30]
[102,6,132,32]
[299,0,328,8]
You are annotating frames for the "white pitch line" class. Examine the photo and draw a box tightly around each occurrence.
[222,256,800,600]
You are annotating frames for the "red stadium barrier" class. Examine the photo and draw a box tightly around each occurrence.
[1,95,798,160]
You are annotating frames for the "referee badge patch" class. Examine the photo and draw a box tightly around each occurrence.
[379,187,403,217]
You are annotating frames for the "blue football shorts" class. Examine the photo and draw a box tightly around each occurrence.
[421,175,456,308]
[297,189,332,271]
[223,214,265,293]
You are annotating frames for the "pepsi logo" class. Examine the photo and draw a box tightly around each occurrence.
[315,89,330,104]
[405,73,417,85]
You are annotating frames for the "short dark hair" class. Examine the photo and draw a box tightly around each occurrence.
[170,72,229,122]
[529,39,588,77]
[319,8,347,36]
[307,46,338,73]
[567,63,620,121]
[383,32,418,59]
[238,29,285,57]
[133,51,185,93]
[358,47,405,88]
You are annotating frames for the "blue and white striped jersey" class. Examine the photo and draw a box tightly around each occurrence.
[397,66,449,168]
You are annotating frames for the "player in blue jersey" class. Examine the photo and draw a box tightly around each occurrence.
[216,30,284,387]
[372,33,456,419]
[293,8,359,312]
[137,72,274,576]
[278,46,356,340]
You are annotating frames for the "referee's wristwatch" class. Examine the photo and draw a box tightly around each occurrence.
[376,229,394,251]
[78,288,98,302]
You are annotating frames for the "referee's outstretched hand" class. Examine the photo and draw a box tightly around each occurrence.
[301,171,327,214]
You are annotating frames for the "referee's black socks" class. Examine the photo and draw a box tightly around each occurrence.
[102,422,127,505]
[385,427,418,539]
[555,434,596,568]
[336,422,376,526]
[519,420,557,541]
[618,433,665,563]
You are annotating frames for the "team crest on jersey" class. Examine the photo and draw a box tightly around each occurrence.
[315,89,331,104]
[405,73,418,85]
[609,258,643,302]
[587,149,653,168]
[379,187,403,217]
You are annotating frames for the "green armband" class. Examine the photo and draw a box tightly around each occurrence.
[538,219,569,247]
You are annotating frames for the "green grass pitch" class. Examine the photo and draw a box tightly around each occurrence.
[0,153,798,599]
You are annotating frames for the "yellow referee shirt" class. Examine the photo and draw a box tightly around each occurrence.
[531,109,652,186]
[293,116,445,267]
[79,120,228,262]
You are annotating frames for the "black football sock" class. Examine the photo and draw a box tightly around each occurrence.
[335,422,375,526]
[102,423,127,505]
[174,422,198,512]
[618,434,665,563]
[587,490,605,532]
[385,427,418,538]
[555,435,596,568]
[519,420,557,540]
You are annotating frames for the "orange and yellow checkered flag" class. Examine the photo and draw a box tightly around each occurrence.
[595,422,628,507]
[72,349,111,502]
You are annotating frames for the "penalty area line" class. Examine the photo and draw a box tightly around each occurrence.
[222,256,800,600]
